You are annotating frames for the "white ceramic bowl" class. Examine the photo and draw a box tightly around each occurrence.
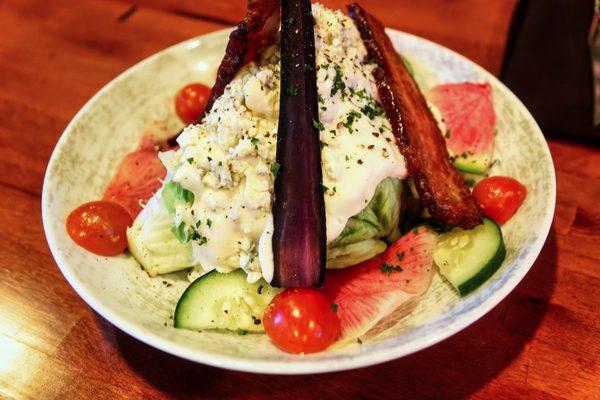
[42,28,555,374]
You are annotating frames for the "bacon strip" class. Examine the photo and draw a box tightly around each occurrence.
[348,3,482,229]
[202,0,280,116]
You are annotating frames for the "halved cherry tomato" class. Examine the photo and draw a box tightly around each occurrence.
[263,288,341,354]
[472,176,526,225]
[66,201,133,256]
[174,83,211,124]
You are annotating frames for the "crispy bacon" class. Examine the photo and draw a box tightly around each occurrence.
[202,0,280,116]
[348,3,482,229]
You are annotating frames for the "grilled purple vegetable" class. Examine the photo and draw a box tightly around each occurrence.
[271,0,326,288]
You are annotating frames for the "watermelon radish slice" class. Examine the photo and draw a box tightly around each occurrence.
[429,82,496,174]
[103,136,170,219]
[322,227,437,342]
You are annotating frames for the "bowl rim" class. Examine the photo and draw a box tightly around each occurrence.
[42,27,556,375]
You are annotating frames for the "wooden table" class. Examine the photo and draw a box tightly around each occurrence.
[1,0,599,398]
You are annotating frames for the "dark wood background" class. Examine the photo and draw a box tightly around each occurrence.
[1,0,599,398]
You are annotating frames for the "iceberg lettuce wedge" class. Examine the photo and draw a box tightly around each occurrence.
[126,194,194,276]
[326,177,403,269]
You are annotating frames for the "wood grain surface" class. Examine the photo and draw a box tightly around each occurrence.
[0,0,598,398]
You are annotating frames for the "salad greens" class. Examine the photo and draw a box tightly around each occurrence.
[162,181,194,214]
[161,181,200,244]
[126,197,194,276]
[326,178,403,268]
[327,239,387,269]
[129,177,412,276]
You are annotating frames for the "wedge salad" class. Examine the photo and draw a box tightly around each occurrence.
[65,1,527,354]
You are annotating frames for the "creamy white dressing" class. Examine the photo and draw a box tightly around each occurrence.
[312,5,407,241]
[135,4,407,282]
[258,214,274,283]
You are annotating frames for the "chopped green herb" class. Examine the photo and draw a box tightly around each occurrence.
[465,178,476,187]
[206,218,212,228]
[286,85,299,96]
[320,183,329,193]
[343,110,362,132]
[396,252,404,262]
[317,93,324,104]
[445,130,451,139]
[381,263,403,275]
[349,87,368,99]
[187,157,194,164]
[320,63,330,70]
[361,103,384,120]
[195,220,201,229]
[331,303,338,313]
[320,140,328,149]
[250,137,259,150]
[345,155,349,161]
[312,118,325,131]
[235,329,248,336]
[270,162,281,178]
[191,230,208,245]
[331,64,346,97]
[357,337,363,344]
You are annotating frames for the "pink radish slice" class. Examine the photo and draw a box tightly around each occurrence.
[322,227,437,342]
[429,82,496,174]
[103,136,169,219]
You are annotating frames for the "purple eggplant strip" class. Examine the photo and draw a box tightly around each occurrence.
[271,0,326,287]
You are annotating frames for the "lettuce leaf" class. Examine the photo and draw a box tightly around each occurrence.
[326,177,403,269]
[162,181,194,214]
[326,239,387,269]
[127,194,194,276]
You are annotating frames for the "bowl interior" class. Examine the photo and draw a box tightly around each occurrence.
[42,28,555,374]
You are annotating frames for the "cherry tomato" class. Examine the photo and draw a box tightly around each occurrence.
[66,201,133,256]
[263,288,341,354]
[472,176,527,225]
[174,83,211,124]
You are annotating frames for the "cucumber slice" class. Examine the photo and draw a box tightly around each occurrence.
[433,218,506,295]
[453,157,489,175]
[174,269,281,332]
